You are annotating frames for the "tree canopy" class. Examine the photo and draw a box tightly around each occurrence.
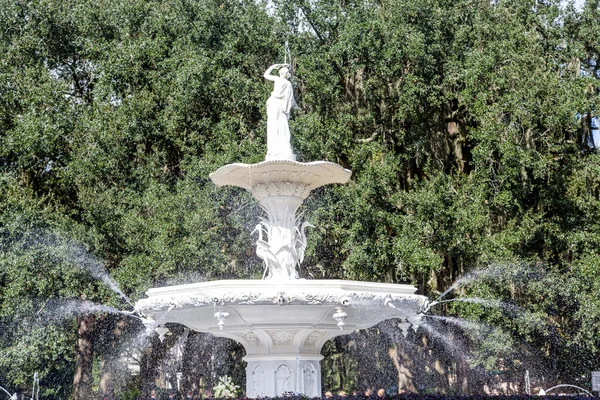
[0,0,599,398]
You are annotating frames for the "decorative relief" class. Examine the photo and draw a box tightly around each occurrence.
[219,291,295,305]
[275,364,293,395]
[267,330,297,345]
[209,161,352,194]
[293,292,339,305]
[135,297,182,311]
[346,292,426,306]
[251,205,314,281]
[253,365,265,397]
[252,182,312,201]
[240,331,260,346]
[303,363,316,396]
[137,291,425,313]
[188,295,212,306]
[305,330,328,345]
[222,292,262,304]
[136,290,426,318]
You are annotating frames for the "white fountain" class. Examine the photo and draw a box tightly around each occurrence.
[135,63,428,398]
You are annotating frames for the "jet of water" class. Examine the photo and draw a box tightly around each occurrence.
[0,385,16,400]
[432,264,517,304]
[427,297,521,315]
[2,227,133,308]
[38,299,136,324]
[50,238,134,307]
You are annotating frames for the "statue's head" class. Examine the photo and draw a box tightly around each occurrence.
[279,67,291,79]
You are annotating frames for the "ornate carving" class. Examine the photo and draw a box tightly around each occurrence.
[252,181,312,200]
[305,330,328,345]
[344,292,427,307]
[218,291,286,305]
[303,364,316,396]
[210,161,351,194]
[253,365,265,397]
[240,331,260,346]
[135,297,181,311]
[333,307,348,329]
[276,364,293,395]
[188,295,212,306]
[268,330,296,345]
[137,288,425,316]
[294,292,339,305]
[251,205,314,281]
[209,159,351,283]
[214,310,229,330]
[222,292,261,304]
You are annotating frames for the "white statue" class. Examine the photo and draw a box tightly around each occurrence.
[251,214,313,281]
[264,63,296,161]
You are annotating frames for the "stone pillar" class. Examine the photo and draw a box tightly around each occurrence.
[245,355,323,398]
[215,327,334,398]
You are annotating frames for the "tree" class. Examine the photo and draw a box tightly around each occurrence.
[1,0,600,396]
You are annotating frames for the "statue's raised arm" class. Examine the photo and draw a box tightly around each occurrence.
[264,63,296,161]
[264,63,286,82]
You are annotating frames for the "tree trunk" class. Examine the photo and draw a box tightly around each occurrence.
[72,313,96,400]
[390,344,416,392]
[140,343,159,396]
[99,319,127,397]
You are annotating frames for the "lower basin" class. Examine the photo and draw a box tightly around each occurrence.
[135,279,428,397]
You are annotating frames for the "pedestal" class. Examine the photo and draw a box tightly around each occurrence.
[245,355,322,398]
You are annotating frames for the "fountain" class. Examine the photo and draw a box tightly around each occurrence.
[135,63,429,397]
[0,373,39,400]
[0,386,16,400]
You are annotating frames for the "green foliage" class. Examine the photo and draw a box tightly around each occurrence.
[0,0,599,395]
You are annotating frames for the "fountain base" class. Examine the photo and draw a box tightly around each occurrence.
[135,279,427,397]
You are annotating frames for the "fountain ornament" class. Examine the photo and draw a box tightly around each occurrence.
[135,62,429,398]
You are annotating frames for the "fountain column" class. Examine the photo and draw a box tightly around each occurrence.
[208,159,352,397]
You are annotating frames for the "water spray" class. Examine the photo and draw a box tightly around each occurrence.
[123,306,174,338]
[539,384,593,397]
[0,371,39,400]
[421,297,517,314]
[31,372,39,400]
[0,386,16,400]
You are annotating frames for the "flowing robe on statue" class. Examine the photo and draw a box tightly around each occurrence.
[266,77,295,160]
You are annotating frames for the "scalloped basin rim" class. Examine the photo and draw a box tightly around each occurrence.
[135,279,428,336]
[209,160,352,189]
[143,278,420,297]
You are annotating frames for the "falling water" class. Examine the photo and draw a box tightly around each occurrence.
[434,272,482,303]
[426,315,490,332]
[0,385,15,400]
[419,320,470,360]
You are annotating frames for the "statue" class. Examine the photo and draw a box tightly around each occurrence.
[264,63,296,161]
[251,215,312,281]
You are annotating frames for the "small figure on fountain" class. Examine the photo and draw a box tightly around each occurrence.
[264,63,296,161]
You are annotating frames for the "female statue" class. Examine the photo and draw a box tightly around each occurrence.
[264,63,296,161]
